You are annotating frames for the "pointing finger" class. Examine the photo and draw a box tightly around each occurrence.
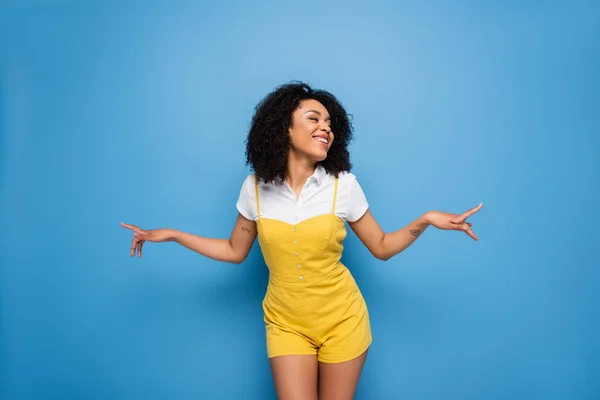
[460,203,483,221]
[121,222,139,232]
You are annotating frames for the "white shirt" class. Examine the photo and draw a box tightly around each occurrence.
[236,165,369,224]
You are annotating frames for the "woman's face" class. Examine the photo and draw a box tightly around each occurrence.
[288,99,334,163]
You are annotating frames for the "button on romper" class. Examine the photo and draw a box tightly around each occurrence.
[255,176,372,363]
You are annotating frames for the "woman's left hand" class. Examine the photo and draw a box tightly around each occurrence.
[425,203,483,240]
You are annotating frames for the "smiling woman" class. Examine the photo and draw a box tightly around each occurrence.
[121,81,482,399]
[245,82,354,185]
[290,100,333,161]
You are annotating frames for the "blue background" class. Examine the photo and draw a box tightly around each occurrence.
[1,1,598,399]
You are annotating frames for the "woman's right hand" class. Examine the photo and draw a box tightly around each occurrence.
[120,222,174,257]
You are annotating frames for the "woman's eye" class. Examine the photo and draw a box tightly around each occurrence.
[310,118,318,122]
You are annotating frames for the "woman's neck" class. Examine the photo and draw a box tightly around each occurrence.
[285,152,317,196]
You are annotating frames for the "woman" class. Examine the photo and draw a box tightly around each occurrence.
[121,82,482,399]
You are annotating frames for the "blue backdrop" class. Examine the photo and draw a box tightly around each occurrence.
[1,1,598,399]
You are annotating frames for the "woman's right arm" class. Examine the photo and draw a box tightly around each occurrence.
[121,212,257,264]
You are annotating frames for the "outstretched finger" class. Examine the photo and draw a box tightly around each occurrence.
[130,238,139,257]
[465,225,479,241]
[459,203,483,221]
[121,222,139,232]
[138,240,145,258]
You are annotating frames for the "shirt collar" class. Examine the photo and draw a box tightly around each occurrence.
[308,164,327,186]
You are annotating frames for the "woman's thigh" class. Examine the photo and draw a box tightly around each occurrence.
[269,354,319,400]
[318,350,368,400]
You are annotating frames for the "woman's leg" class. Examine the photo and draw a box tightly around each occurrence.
[317,349,368,400]
[270,354,319,400]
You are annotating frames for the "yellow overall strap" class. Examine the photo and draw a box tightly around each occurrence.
[331,177,339,214]
[254,175,261,219]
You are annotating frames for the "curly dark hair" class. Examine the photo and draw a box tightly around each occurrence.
[245,81,354,183]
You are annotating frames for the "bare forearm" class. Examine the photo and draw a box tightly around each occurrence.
[352,204,482,262]
[168,230,242,264]
[378,213,430,260]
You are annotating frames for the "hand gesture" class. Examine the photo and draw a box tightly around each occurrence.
[120,222,172,257]
[426,203,483,240]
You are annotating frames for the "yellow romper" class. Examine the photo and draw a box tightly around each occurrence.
[255,176,372,363]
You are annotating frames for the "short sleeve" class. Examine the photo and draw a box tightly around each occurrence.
[346,176,369,222]
[236,174,258,221]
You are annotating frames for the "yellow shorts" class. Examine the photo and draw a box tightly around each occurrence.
[262,271,372,364]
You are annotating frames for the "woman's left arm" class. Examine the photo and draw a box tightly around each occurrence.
[348,203,483,261]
